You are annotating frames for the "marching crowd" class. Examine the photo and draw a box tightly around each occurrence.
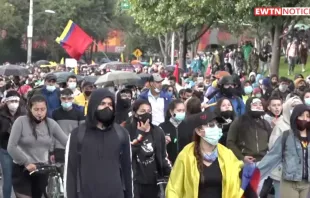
[0,54,310,198]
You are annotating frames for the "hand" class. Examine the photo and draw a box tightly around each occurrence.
[50,155,55,164]
[26,164,37,172]
[165,136,171,144]
[244,156,256,164]
[271,118,277,128]
[137,119,151,132]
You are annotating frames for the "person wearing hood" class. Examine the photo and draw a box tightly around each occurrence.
[263,96,283,129]
[286,78,307,101]
[65,89,133,198]
[249,72,256,86]
[267,96,302,197]
[208,75,245,116]
[271,77,291,102]
[160,99,186,164]
[260,78,273,101]
[270,74,279,89]
[0,91,26,198]
[258,104,310,198]
[124,99,171,198]
[226,97,272,193]
[115,88,132,126]
[138,73,172,126]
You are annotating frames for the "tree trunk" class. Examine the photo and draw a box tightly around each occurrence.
[178,25,188,70]
[270,24,282,75]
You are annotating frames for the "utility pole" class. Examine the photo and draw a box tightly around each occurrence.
[170,32,175,65]
[27,0,33,64]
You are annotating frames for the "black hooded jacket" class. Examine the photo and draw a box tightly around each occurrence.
[66,89,133,198]
[115,89,132,125]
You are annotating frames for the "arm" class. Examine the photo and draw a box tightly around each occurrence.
[159,127,172,176]
[226,119,244,160]
[165,157,185,198]
[120,130,133,198]
[7,117,30,166]
[268,125,282,149]
[50,119,68,147]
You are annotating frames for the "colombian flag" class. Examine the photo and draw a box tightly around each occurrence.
[56,20,93,60]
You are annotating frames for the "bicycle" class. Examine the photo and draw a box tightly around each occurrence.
[29,163,64,198]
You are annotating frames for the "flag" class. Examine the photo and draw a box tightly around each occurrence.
[173,63,179,83]
[74,66,78,74]
[149,57,153,65]
[60,57,64,64]
[120,53,124,62]
[56,20,93,60]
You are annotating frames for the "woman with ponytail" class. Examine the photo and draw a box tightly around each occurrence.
[7,94,68,198]
[165,108,259,198]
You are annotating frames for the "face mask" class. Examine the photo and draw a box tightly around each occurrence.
[61,102,72,109]
[174,112,186,121]
[279,84,288,92]
[244,86,253,95]
[305,98,310,106]
[68,82,77,90]
[202,126,223,146]
[46,85,56,92]
[296,119,310,131]
[8,103,19,112]
[121,99,131,108]
[299,85,306,91]
[95,107,115,127]
[249,110,265,118]
[84,90,92,97]
[221,110,233,119]
[167,92,173,97]
[154,88,161,93]
[136,112,152,124]
[222,87,235,97]
[255,94,262,98]
[272,82,278,86]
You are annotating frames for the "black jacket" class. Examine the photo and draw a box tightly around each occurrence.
[159,120,179,164]
[115,89,132,125]
[125,118,171,180]
[66,89,133,198]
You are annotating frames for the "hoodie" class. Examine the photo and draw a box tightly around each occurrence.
[268,96,302,181]
[115,89,132,125]
[65,88,133,198]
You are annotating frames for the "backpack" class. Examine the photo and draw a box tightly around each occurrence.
[281,130,290,161]
[76,123,127,198]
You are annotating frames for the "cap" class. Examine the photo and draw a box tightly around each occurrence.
[149,73,164,82]
[45,73,57,82]
[186,108,225,129]
[82,81,94,88]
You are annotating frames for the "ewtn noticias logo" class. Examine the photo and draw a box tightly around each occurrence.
[254,7,310,16]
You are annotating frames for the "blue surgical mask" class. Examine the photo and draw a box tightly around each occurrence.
[174,112,186,121]
[244,86,253,95]
[61,102,72,109]
[202,126,223,145]
[46,85,56,92]
[167,92,173,97]
[305,98,310,106]
[68,82,77,90]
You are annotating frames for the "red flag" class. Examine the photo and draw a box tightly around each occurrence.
[60,42,82,60]
[173,63,179,83]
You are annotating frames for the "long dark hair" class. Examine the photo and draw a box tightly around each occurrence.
[27,95,50,139]
[214,97,235,120]
[193,129,205,182]
[165,99,183,121]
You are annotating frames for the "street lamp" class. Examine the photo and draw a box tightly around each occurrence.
[26,0,55,64]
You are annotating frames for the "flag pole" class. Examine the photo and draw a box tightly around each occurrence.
[93,41,110,60]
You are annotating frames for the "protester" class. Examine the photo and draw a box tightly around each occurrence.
[263,96,283,128]
[66,75,80,97]
[73,82,94,115]
[115,88,132,125]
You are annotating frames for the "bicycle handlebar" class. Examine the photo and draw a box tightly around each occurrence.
[29,163,64,175]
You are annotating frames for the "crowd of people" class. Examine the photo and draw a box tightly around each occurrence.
[0,52,310,198]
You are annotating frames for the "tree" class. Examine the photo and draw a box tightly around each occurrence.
[220,0,309,75]
[128,0,221,69]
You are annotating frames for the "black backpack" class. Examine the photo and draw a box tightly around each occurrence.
[75,123,127,198]
[281,130,290,161]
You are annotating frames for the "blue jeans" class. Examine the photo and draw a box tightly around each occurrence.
[273,180,280,198]
[0,148,13,198]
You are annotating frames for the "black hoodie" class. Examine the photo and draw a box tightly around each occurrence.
[115,89,132,125]
[66,88,133,198]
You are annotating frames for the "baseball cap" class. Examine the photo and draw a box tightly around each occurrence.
[149,73,164,82]
[44,73,57,82]
[186,108,225,129]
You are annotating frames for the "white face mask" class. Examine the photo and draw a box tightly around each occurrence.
[68,82,77,90]
[8,103,19,112]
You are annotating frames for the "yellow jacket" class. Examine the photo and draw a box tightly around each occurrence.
[73,93,88,115]
[166,143,244,198]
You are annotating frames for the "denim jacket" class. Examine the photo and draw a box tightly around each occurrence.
[258,130,310,182]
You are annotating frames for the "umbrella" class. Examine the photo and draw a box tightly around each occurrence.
[81,76,99,83]
[166,65,184,73]
[137,73,151,86]
[0,65,30,76]
[95,71,141,86]
[50,72,82,83]
[35,60,50,66]
[99,62,135,71]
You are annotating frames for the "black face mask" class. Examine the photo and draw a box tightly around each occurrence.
[272,82,278,86]
[136,113,152,124]
[221,110,234,119]
[249,110,265,118]
[121,99,131,108]
[95,107,115,127]
[299,85,306,91]
[30,113,44,124]
[84,91,92,97]
[296,119,310,131]
[222,87,235,97]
